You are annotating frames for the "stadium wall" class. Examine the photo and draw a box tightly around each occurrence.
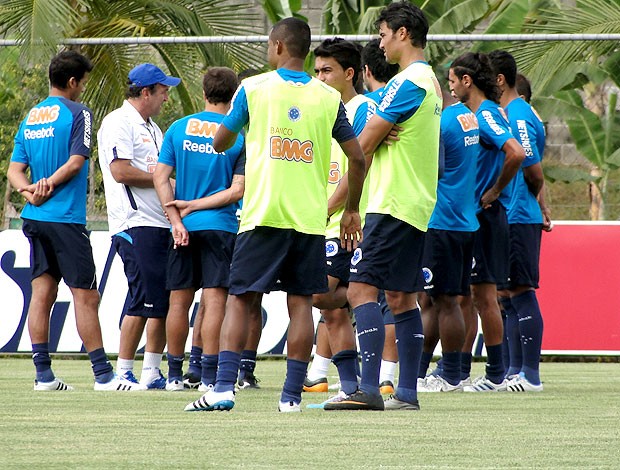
[1,222,619,355]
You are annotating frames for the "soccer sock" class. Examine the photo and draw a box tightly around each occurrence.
[201,354,218,386]
[280,358,308,404]
[394,308,423,404]
[461,352,472,381]
[141,352,163,382]
[441,351,461,386]
[32,343,54,382]
[306,353,330,381]
[511,290,543,385]
[332,350,359,395]
[116,357,134,376]
[379,359,397,384]
[485,344,505,384]
[239,349,257,379]
[188,346,202,377]
[166,353,184,381]
[419,351,433,378]
[89,348,114,383]
[354,302,385,396]
[500,297,523,377]
[214,350,241,393]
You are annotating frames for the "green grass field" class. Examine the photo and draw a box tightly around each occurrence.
[1,358,618,469]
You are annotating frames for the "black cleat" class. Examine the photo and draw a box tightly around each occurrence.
[183,372,201,389]
[323,389,384,411]
[238,371,261,389]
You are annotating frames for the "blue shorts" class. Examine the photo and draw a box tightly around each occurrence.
[377,290,395,325]
[348,213,425,293]
[229,227,327,296]
[325,238,353,283]
[112,226,170,318]
[508,223,542,289]
[22,219,97,289]
[166,230,235,290]
[421,228,475,297]
[471,201,509,287]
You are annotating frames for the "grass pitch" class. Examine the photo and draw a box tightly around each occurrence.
[0,359,618,469]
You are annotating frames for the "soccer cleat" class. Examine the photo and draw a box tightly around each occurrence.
[165,378,184,391]
[379,380,395,395]
[418,375,463,393]
[278,401,301,413]
[328,381,342,391]
[324,389,384,411]
[303,376,328,393]
[94,375,147,391]
[238,372,261,390]
[182,372,201,389]
[459,376,472,388]
[384,395,420,411]
[184,389,235,412]
[506,373,543,392]
[120,370,141,384]
[417,377,427,389]
[34,378,74,391]
[143,371,166,390]
[463,376,508,392]
[198,382,214,392]
[306,391,347,409]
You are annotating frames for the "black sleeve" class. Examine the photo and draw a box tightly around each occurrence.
[332,101,356,143]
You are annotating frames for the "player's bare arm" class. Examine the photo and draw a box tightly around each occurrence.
[212,124,237,153]
[165,174,245,218]
[338,137,366,252]
[153,161,188,248]
[523,161,544,197]
[481,137,525,208]
[110,158,154,188]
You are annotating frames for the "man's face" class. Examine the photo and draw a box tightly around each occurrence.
[378,22,400,65]
[267,36,278,69]
[448,68,469,103]
[69,73,89,102]
[145,84,170,117]
[314,56,349,94]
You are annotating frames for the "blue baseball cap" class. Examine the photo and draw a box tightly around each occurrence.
[128,63,181,87]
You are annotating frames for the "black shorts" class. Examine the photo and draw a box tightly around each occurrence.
[229,227,327,296]
[166,230,235,290]
[22,218,97,289]
[325,238,353,283]
[113,226,170,318]
[421,228,475,297]
[471,201,509,287]
[348,213,425,293]
[508,223,542,289]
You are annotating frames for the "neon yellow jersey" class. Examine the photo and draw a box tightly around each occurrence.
[240,71,342,235]
[367,62,441,231]
[325,94,372,239]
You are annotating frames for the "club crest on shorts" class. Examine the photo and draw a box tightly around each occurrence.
[350,247,362,266]
[422,267,433,284]
[471,257,476,270]
[325,240,338,257]
[288,106,301,122]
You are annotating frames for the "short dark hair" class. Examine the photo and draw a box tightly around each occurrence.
[451,52,501,103]
[361,39,399,84]
[488,49,517,88]
[48,50,93,89]
[271,17,311,60]
[375,1,428,49]
[238,68,261,80]
[125,82,157,99]
[203,67,239,105]
[515,73,532,103]
[314,38,363,86]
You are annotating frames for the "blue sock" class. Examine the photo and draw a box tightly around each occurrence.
[239,349,257,378]
[89,348,114,383]
[419,351,433,378]
[32,343,54,382]
[188,346,203,376]
[167,353,184,381]
[512,290,543,385]
[501,297,522,377]
[501,308,510,375]
[441,351,461,386]
[280,359,308,404]
[201,354,218,386]
[354,302,385,396]
[461,352,472,380]
[214,350,240,393]
[485,344,505,384]
[332,349,359,395]
[394,308,423,404]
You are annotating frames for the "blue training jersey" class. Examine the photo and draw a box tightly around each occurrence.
[375,67,427,124]
[475,100,513,213]
[158,111,245,233]
[365,87,385,105]
[429,102,480,232]
[11,96,92,224]
[500,97,544,224]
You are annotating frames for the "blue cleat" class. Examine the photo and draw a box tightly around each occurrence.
[144,371,166,390]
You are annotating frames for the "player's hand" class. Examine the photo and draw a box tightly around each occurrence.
[30,178,54,206]
[165,200,192,218]
[541,206,553,232]
[339,209,362,252]
[171,221,189,249]
[383,124,403,146]
[480,187,500,210]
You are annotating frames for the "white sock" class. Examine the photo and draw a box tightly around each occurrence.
[379,360,397,384]
[307,354,331,381]
[141,351,163,382]
[117,358,134,376]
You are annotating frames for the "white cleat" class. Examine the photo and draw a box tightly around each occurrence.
[34,378,74,391]
[184,388,235,412]
[506,373,543,392]
[278,400,301,413]
[463,376,508,392]
[418,375,463,393]
[94,375,147,391]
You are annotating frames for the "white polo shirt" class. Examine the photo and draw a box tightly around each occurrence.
[98,100,169,234]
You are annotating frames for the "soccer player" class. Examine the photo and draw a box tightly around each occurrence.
[448,52,525,392]
[7,51,137,391]
[153,66,245,392]
[98,63,181,390]
[489,50,546,391]
[325,1,442,411]
[183,17,365,413]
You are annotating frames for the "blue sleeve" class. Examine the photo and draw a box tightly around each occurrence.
[478,108,512,152]
[10,121,28,164]
[158,122,177,167]
[438,135,445,179]
[332,102,356,143]
[222,85,249,133]
[69,105,92,159]
[514,117,542,168]
[376,79,426,124]
[351,101,375,137]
